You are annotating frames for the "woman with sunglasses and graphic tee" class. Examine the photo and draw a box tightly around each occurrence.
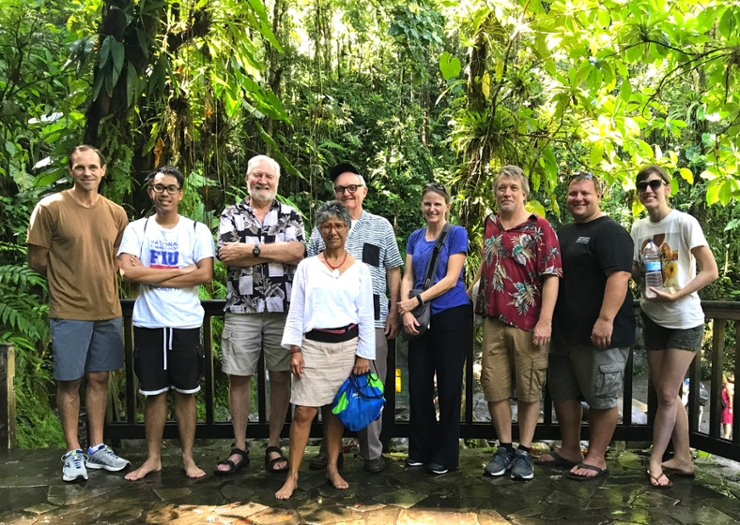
[630,165,718,488]
[398,183,471,475]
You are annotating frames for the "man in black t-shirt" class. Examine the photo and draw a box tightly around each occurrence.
[539,173,635,480]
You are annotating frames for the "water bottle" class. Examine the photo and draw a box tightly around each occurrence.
[643,239,663,299]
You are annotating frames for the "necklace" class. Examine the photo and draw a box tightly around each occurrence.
[323,250,347,278]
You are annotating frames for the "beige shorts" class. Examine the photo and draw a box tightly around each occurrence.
[220,312,290,376]
[480,317,549,403]
[291,336,357,407]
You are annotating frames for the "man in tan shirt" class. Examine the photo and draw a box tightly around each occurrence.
[27,145,131,482]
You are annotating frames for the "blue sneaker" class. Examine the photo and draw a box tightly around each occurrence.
[483,446,514,477]
[62,449,88,482]
[510,449,534,480]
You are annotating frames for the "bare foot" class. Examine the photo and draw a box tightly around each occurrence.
[661,458,694,476]
[326,468,348,490]
[125,458,162,481]
[275,474,298,500]
[182,458,206,479]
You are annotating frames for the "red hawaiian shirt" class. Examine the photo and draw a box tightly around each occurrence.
[476,213,562,331]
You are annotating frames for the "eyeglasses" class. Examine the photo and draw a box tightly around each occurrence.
[636,179,665,192]
[334,184,364,194]
[150,184,181,195]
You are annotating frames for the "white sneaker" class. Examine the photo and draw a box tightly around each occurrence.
[62,449,88,482]
[86,445,131,472]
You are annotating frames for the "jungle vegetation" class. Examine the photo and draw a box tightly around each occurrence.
[1,0,739,447]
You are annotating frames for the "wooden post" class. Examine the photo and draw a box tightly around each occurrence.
[0,343,16,449]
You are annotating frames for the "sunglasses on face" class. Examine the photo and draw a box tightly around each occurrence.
[636,179,665,192]
[334,184,363,194]
[150,184,181,195]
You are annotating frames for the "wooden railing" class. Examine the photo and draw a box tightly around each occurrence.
[105,300,740,462]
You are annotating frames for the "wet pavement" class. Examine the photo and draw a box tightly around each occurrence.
[1,442,740,524]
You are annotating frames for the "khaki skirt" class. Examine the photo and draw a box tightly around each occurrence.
[291,336,358,407]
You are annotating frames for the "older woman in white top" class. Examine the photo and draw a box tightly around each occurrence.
[276,200,375,500]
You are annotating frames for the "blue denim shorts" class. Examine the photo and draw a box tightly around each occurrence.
[50,317,124,380]
[641,313,703,352]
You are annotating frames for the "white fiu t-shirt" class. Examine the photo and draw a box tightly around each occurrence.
[631,209,708,329]
[118,216,215,328]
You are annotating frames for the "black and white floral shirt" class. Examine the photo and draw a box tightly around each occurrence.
[218,198,305,314]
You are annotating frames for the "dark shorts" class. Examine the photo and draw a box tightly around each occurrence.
[641,313,703,352]
[134,327,204,395]
[50,318,124,381]
[549,341,630,410]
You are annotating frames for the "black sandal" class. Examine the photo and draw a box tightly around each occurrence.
[214,447,250,476]
[265,446,288,473]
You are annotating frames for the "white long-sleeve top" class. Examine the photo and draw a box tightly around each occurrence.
[282,256,376,359]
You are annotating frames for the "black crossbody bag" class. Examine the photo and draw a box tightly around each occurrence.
[402,223,452,341]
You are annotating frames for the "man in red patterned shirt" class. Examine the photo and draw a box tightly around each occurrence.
[470,165,562,481]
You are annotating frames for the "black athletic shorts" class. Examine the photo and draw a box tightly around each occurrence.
[133,327,204,395]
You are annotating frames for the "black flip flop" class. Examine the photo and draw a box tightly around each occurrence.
[537,451,578,469]
[265,446,288,473]
[565,463,608,481]
[214,447,250,476]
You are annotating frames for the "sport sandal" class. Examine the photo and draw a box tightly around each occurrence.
[215,447,250,476]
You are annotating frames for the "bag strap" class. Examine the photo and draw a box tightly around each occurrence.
[349,372,385,399]
[422,222,452,290]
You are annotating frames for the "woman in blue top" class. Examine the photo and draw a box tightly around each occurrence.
[399,183,472,474]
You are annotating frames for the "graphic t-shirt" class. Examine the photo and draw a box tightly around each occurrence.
[118,216,215,328]
[631,210,708,329]
[553,216,635,348]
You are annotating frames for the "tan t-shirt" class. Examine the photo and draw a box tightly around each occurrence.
[27,190,128,320]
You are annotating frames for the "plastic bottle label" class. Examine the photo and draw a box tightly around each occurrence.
[645,261,662,272]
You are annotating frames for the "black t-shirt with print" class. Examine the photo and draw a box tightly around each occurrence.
[553,216,636,348]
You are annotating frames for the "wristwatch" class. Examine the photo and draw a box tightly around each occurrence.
[252,245,261,257]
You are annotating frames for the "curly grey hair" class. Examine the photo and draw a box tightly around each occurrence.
[315,200,351,229]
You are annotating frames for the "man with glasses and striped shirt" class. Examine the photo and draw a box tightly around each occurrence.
[306,163,403,473]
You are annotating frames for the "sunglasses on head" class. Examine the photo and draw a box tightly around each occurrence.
[425,182,448,193]
[568,171,597,182]
[636,179,665,192]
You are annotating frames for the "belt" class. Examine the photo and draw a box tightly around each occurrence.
[305,324,359,343]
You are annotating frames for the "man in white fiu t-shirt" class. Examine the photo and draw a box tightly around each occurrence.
[117,165,215,481]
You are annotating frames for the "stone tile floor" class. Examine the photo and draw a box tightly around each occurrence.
[1,442,740,524]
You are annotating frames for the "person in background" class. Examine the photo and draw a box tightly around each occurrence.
[722,373,734,440]
[630,164,718,487]
[276,200,375,499]
[399,183,471,475]
[27,145,130,482]
[117,166,214,480]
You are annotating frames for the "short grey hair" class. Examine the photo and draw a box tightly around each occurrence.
[315,200,351,229]
[247,155,280,178]
[493,165,530,195]
[336,172,366,187]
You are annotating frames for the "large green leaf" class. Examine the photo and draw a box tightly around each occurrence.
[439,51,461,81]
